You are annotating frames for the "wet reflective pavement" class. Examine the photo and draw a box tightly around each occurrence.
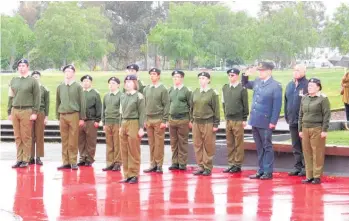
[0,162,348,221]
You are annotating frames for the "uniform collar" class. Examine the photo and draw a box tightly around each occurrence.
[110,90,119,95]
[20,73,30,78]
[200,87,210,92]
[151,82,161,88]
[65,80,75,86]
[309,92,321,97]
[262,76,271,83]
[84,88,92,92]
[174,84,184,90]
[230,82,240,88]
[127,90,137,95]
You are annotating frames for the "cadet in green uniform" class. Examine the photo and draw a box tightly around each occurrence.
[299,78,330,184]
[102,77,122,171]
[143,68,170,173]
[168,70,192,171]
[56,65,86,170]
[30,71,49,165]
[8,59,40,168]
[78,75,102,167]
[191,72,220,176]
[119,74,146,184]
[222,68,249,173]
[126,64,146,93]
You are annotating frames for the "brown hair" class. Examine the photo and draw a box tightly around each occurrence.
[124,79,138,91]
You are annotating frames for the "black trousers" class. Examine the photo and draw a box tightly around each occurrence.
[345,103,349,123]
[289,124,304,170]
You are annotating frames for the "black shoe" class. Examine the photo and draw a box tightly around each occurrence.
[202,169,211,176]
[112,164,121,171]
[288,170,301,176]
[77,162,85,166]
[312,178,321,184]
[301,178,314,184]
[229,166,242,173]
[260,173,273,180]
[36,157,43,165]
[119,177,133,183]
[169,164,179,170]
[19,162,29,168]
[57,164,71,170]
[223,166,234,173]
[156,166,163,173]
[128,177,138,184]
[29,158,35,165]
[298,170,306,177]
[249,173,263,179]
[179,164,187,170]
[143,166,157,173]
[193,168,204,175]
[12,161,22,168]
[102,165,114,171]
[71,164,78,170]
[84,162,92,167]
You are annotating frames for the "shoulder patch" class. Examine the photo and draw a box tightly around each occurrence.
[320,93,327,98]
[137,92,144,99]
[213,89,219,95]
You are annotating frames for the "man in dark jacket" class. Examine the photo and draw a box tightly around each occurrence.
[284,64,308,176]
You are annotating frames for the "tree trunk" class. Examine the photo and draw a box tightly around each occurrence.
[162,56,166,70]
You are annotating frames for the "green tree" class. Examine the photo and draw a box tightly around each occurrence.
[324,3,349,55]
[34,2,113,68]
[1,15,35,70]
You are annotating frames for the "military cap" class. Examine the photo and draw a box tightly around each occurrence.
[227,68,240,75]
[31,71,41,76]
[171,70,185,77]
[149,68,161,75]
[80,75,93,82]
[309,78,322,90]
[108,76,120,84]
[198,72,210,79]
[257,61,274,71]
[62,64,75,72]
[124,74,137,81]
[17,59,29,66]
[126,64,139,72]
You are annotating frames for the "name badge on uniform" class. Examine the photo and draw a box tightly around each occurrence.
[299,89,304,97]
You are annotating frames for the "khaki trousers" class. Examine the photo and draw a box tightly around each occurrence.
[169,119,189,165]
[31,111,45,158]
[78,120,98,163]
[146,119,165,167]
[59,112,79,165]
[105,124,121,167]
[226,120,244,166]
[12,108,33,162]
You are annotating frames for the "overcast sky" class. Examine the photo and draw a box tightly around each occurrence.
[1,0,348,18]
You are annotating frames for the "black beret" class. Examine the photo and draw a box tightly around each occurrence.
[17,59,29,66]
[227,68,240,75]
[257,62,274,71]
[108,76,120,84]
[309,78,322,90]
[80,75,93,82]
[198,72,210,79]
[31,71,41,76]
[171,70,185,77]
[124,74,137,81]
[62,65,75,72]
[126,64,139,72]
[149,68,161,75]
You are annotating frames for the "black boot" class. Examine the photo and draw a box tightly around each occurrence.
[223,166,234,173]
[143,166,157,173]
[12,161,22,168]
[19,162,29,168]
[249,173,263,179]
[312,178,321,184]
[301,178,314,184]
[36,157,43,165]
[229,166,241,173]
[179,164,187,170]
[57,164,71,170]
[29,158,35,165]
[168,164,179,170]
[156,166,163,173]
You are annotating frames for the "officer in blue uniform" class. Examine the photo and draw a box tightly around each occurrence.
[241,61,282,180]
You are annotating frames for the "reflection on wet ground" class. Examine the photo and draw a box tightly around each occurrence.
[0,161,348,221]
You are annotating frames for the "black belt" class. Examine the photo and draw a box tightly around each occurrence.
[171,113,188,119]
[60,112,77,115]
[13,106,32,110]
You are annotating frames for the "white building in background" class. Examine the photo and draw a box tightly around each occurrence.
[298,47,343,68]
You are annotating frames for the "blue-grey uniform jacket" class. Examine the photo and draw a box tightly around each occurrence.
[284,77,308,126]
[242,75,283,129]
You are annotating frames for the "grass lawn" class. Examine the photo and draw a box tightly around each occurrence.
[0,68,346,120]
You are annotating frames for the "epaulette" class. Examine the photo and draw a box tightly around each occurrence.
[92,88,100,94]
[43,85,49,92]
[161,84,167,90]
[320,93,327,98]
[186,87,192,92]
[213,89,219,95]
[137,92,144,99]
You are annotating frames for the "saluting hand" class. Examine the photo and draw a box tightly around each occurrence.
[321,132,327,138]
[79,120,85,127]
[30,114,37,121]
